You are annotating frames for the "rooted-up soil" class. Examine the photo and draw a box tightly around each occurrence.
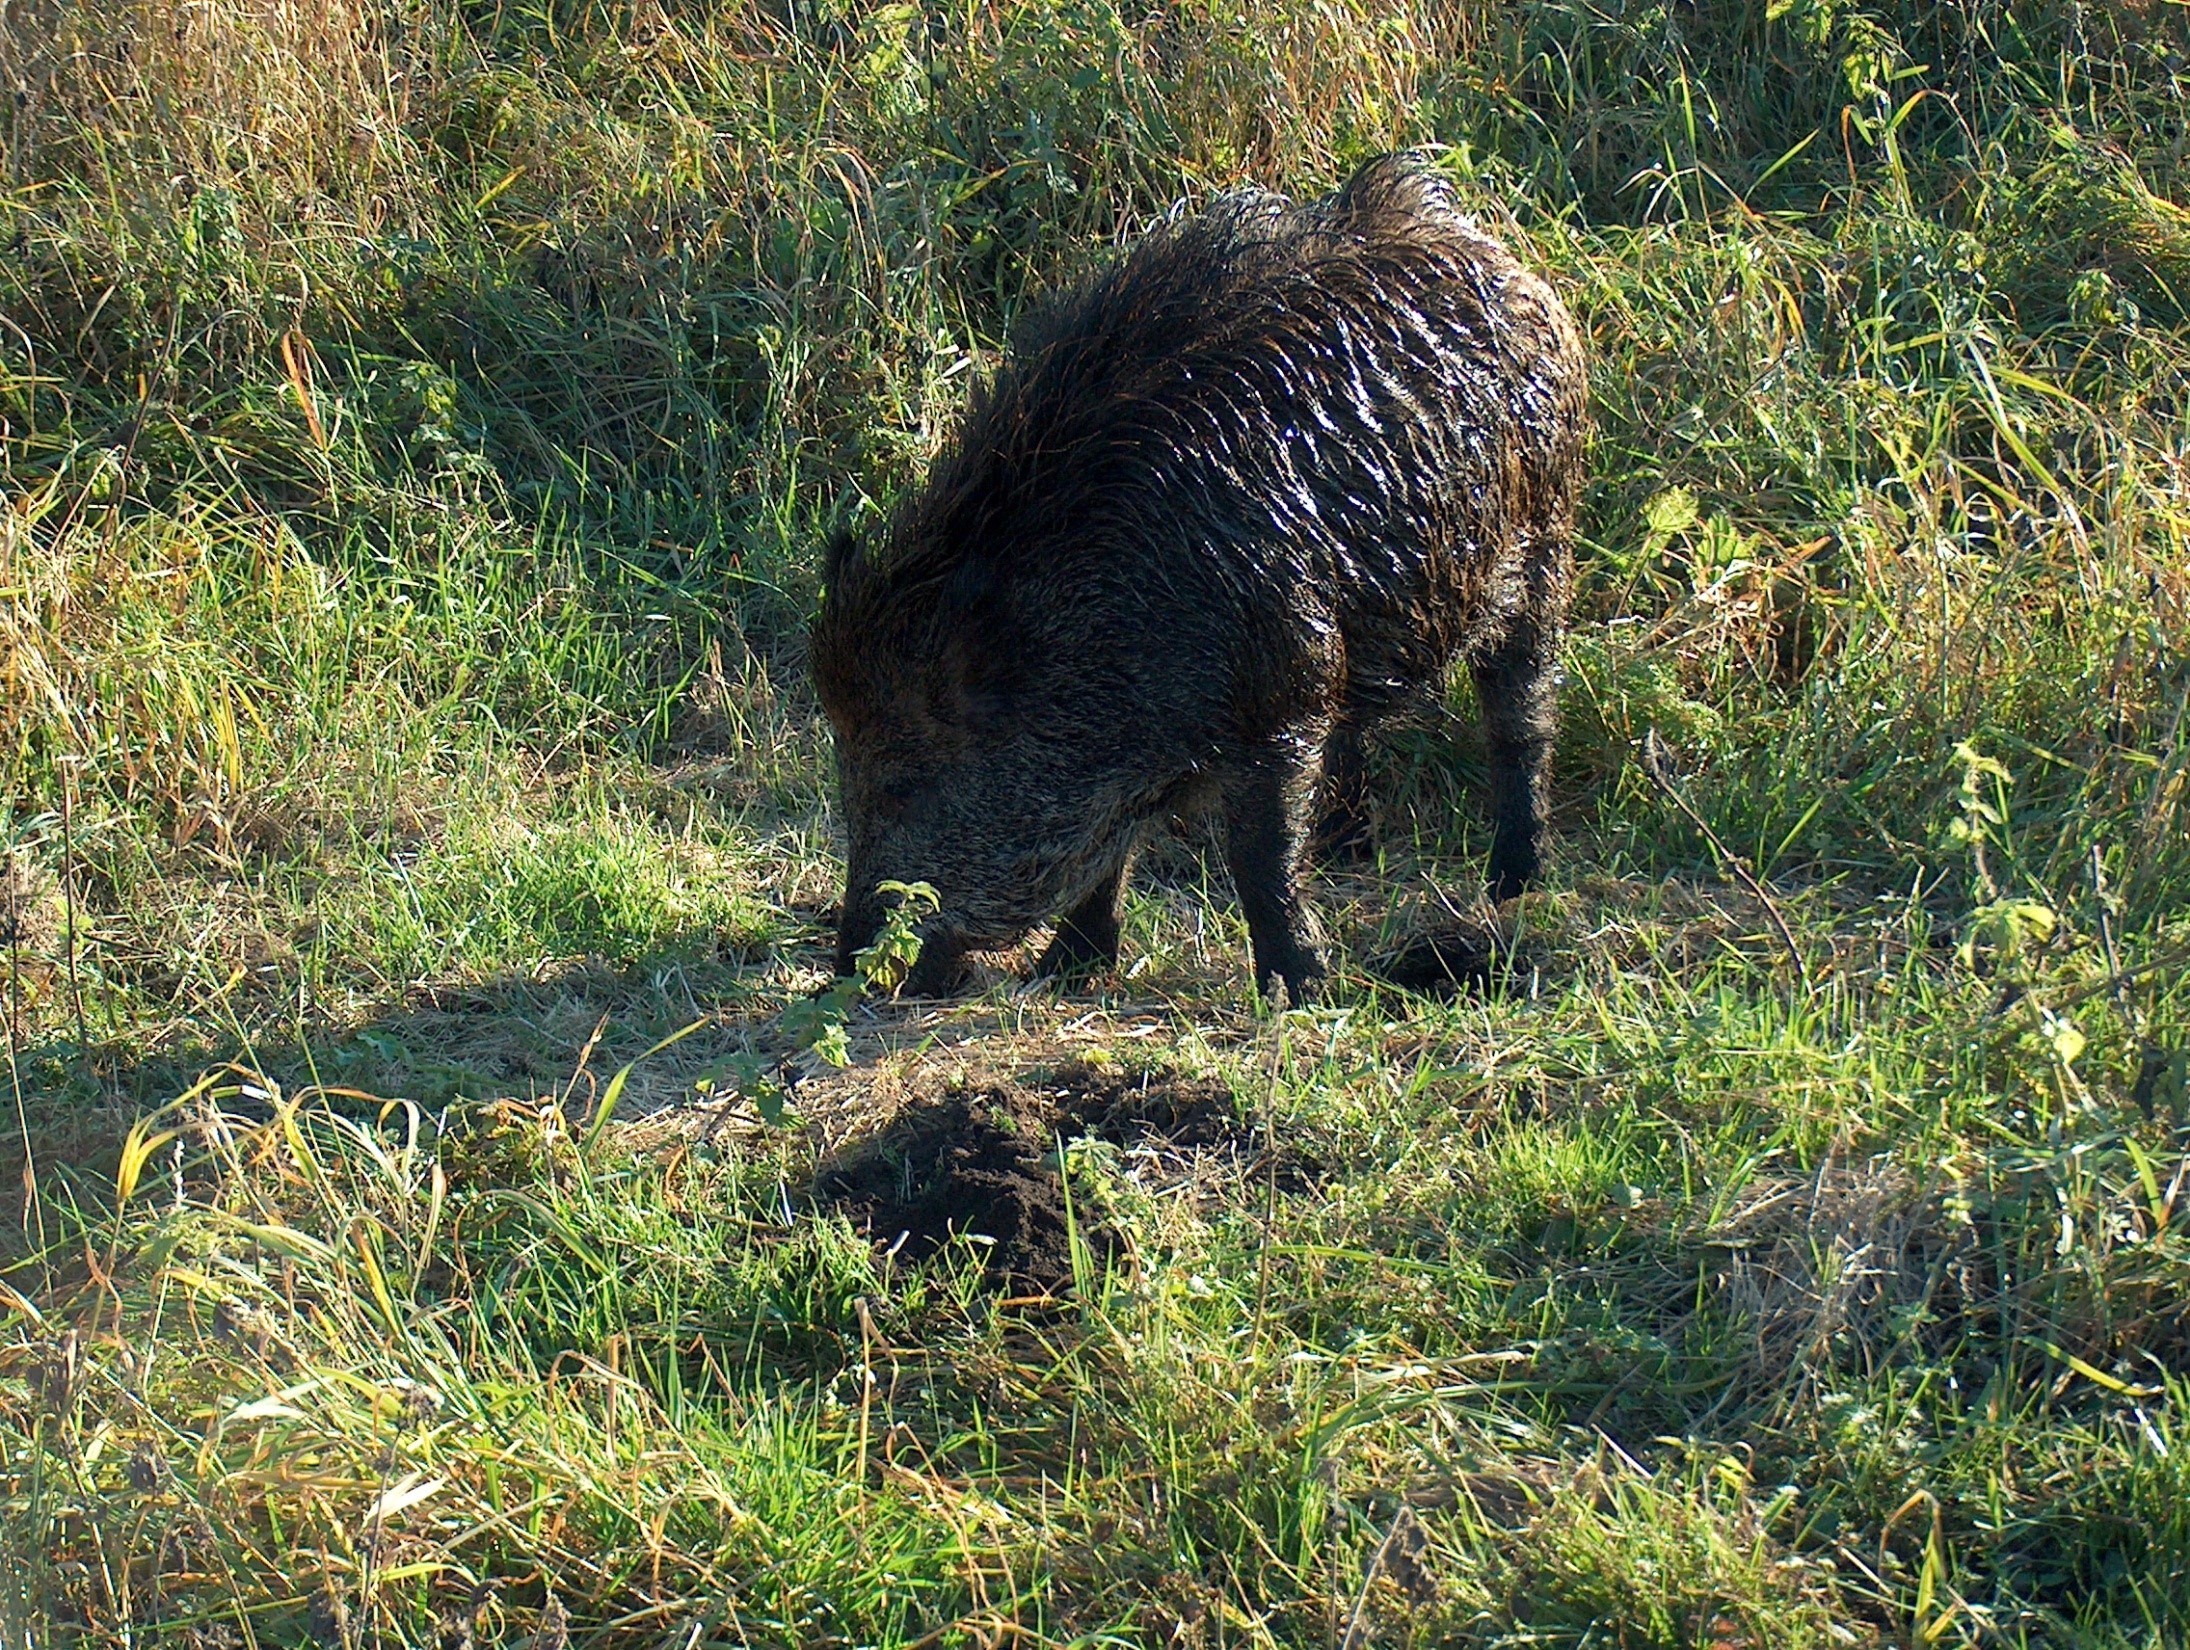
[815,1062,1305,1294]
[1373,919,1547,997]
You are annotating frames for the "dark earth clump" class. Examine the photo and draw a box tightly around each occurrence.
[1372,920,1546,997]
[815,1063,1309,1293]
[818,1090,1083,1294]
[1376,927,1500,995]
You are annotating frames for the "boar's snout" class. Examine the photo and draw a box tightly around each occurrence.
[833,885,883,978]
[834,878,969,996]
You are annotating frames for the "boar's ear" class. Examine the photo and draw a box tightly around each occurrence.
[933,556,1014,736]
[823,528,863,589]
[940,553,996,613]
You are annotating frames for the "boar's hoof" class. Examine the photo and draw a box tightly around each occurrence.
[1254,944,1328,1008]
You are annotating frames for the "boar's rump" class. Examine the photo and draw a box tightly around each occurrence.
[811,152,1588,999]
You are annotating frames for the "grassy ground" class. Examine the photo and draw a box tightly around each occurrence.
[4,0,2189,1642]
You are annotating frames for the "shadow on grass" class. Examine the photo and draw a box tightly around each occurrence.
[6,731,1574,1236]
[1,909,834,1190]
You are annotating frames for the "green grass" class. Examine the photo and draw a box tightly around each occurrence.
[4,0,2189,1643]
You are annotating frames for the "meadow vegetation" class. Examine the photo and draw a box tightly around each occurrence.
[2,0,2189,1642]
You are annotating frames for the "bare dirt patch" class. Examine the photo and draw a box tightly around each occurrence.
[815,1062,1307,1293]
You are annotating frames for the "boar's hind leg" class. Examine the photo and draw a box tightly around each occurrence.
[1224,738,1328,1003]
[1472,613,1561,902]
[1311,722,1373,861]
[1035,853,1135,980]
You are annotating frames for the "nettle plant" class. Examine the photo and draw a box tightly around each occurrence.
[702,880,940,1125]
[1946,742,2096,1082]
[1948,743,2060,977]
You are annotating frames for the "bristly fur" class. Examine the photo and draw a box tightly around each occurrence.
[821,527,861,588]
[812,152,1589,998]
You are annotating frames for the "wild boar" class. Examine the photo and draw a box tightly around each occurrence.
[812,153,1587,998]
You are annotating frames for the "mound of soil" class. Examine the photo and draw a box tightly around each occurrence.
[815,1063,1303,1294]
[1373,921,1544,997]
[817,1089,1084,1294]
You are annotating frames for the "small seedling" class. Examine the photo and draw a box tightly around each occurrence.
[701,881,939,1125]
[1947,742,2059,977]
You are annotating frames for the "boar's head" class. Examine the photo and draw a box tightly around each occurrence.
[810,530,1136,995]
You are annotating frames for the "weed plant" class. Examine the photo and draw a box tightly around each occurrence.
[2,0,2188,1644]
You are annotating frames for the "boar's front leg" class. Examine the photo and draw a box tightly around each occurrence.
[897,927,969,997]
[1223,733,1328,1003]
[1035,851,1135,980]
